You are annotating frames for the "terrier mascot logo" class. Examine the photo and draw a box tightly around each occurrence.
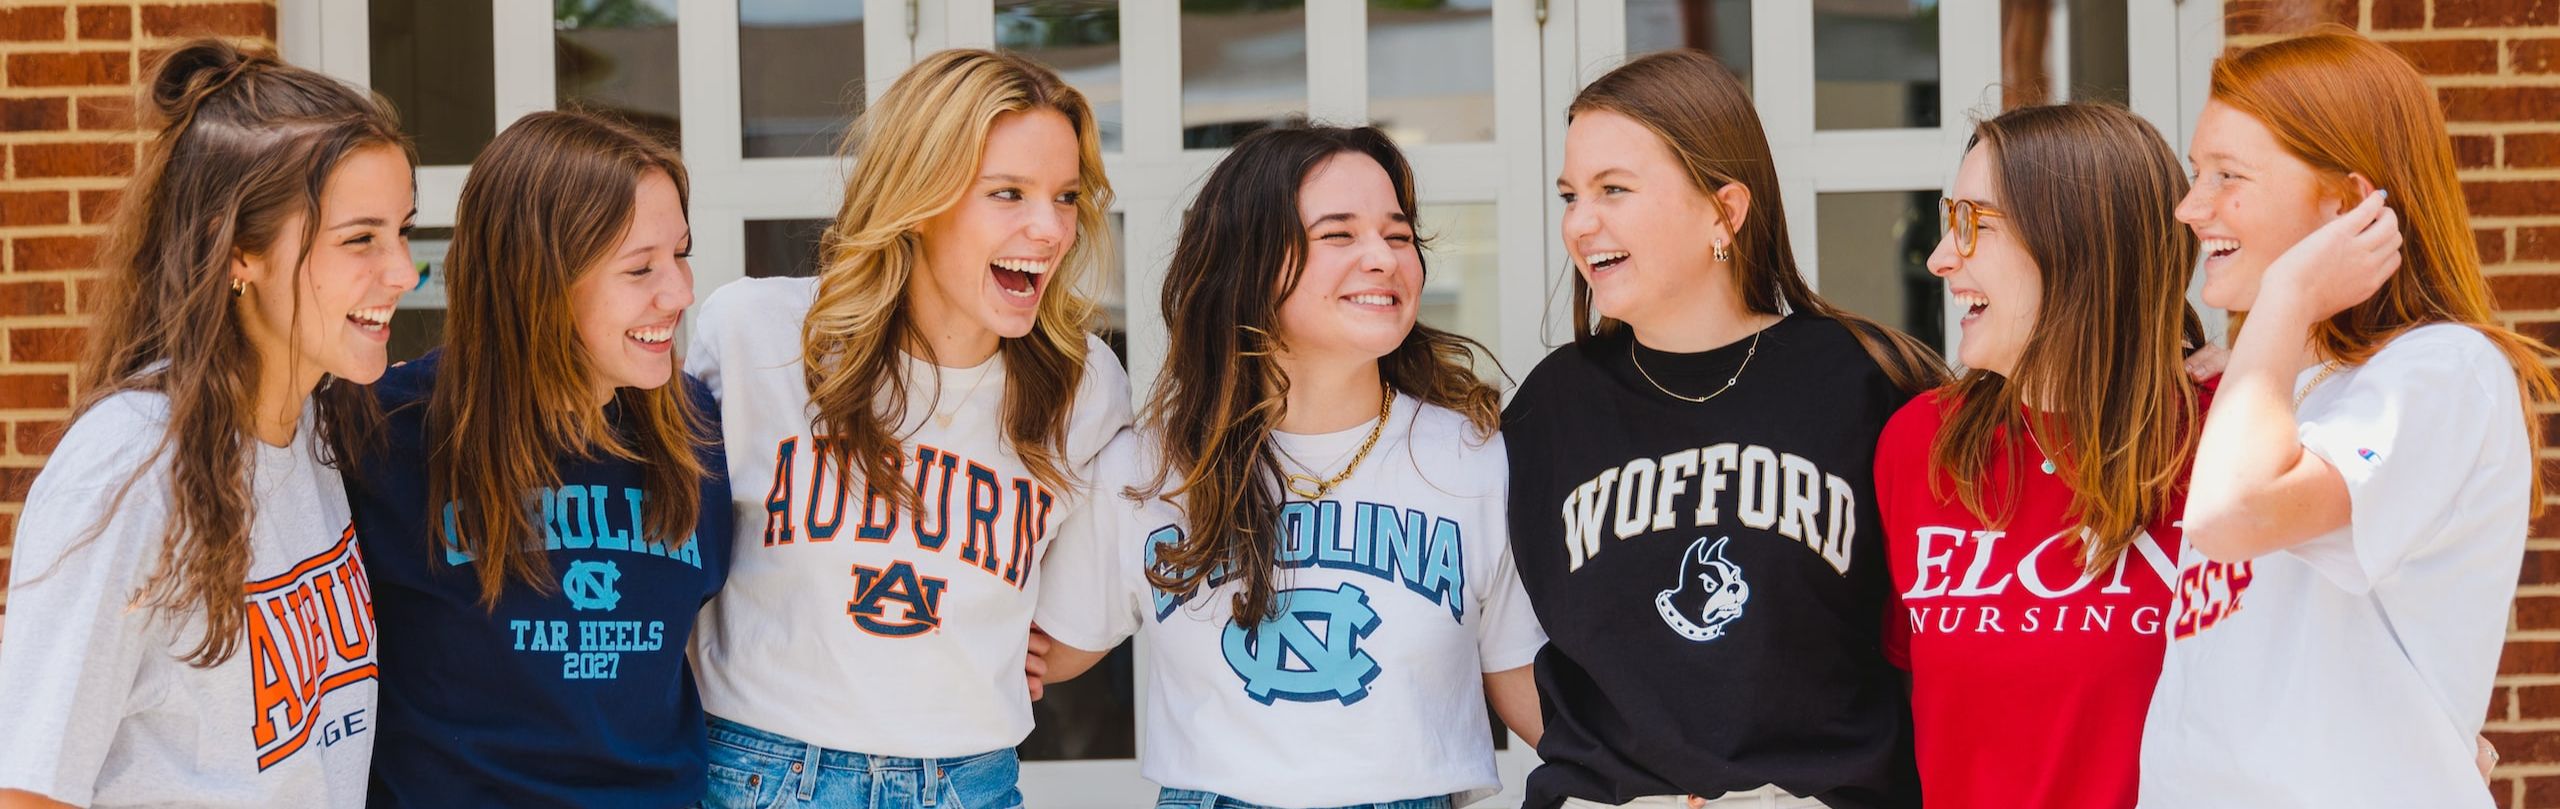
[1656,536,1751,642]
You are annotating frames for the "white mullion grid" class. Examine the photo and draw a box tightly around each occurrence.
[2127,0,2179,130]
[2049,0,2074,103]
[1306,0,1369,125]
[1752,0,1817,288]
[1538,0,1579,354]
[2175,0,2228,343]
[1573,0,1625,81]
[1935,0,2000,357]
[869,0,920,97]
[1117,0,1184,393]
[911,0,958,56]
[945,0,996,50]
[1502,0,1567,367]
[492,0,557,129]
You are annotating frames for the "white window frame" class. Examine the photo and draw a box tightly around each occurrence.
[274,1,2222,805]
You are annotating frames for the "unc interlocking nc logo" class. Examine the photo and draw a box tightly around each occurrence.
[562,560,623,611]
[1223,583,1383,706]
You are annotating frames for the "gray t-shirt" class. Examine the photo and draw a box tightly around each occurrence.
[0,391,377,807]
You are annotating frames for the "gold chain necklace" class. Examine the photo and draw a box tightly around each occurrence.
[1630,329,1763,404]
[1284,386,1394,500]
[2295,361,2343,409]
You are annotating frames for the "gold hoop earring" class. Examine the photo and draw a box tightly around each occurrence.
[232,278,247,297]
[1712,239,1732,263]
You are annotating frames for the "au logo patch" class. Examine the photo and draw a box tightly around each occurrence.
[562,560,623,611]
[1223,583,1383,706]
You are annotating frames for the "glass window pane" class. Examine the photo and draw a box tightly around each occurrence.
[999,0,1124,153]
[745,218,830,279]
[1625,0,1752,82]
[390,227,456,364]
[1181,0,1308,150]
[1815,0,1939,130]
[1020,640,1137,761]
[742,0,865,159]
[1368,0,1493,145]
[1814,191,1944,355]
[1419,203,1502,382]
[371,0,494,166]
[1998,0,2130,108]
[556,0,683,146]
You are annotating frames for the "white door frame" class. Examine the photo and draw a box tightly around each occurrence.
[276,1,2222,805]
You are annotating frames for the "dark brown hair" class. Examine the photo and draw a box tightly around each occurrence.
[429,110,713,608]
[1140,123,1502,627]
[1930,103,2203,573]
[1567,50,1948,393]
[78,39,409,666]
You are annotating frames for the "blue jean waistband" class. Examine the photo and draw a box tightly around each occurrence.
[705,714,1012,773]
[1156,787,1453,809]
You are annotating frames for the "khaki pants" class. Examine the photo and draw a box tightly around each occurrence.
[1561,785,1827,809]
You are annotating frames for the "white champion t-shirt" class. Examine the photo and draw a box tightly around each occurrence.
[685,276,1132,757]
[0,391,378,808]
[1036,395,1547,808]
[2140,324,2528,809]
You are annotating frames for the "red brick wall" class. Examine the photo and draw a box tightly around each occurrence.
[0,2,274,612]
[2230,1,2560,806]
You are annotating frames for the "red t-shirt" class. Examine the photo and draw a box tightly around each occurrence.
[1877,390,2193,809]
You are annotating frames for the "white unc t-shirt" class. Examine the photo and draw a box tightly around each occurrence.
[685,276,1132,758]
[2140,324,2528,809]
[1036,395,1547,809]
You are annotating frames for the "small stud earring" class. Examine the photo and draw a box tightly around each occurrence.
[1712,239,1732,263]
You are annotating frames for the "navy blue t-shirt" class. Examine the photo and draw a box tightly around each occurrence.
[348,351,731,809]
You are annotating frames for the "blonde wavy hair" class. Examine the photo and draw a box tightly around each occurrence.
[801,48,1114,505]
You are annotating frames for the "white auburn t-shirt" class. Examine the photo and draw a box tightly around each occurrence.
[0,391,378,808]
[685,276,1132,757]
[2140,324,2527,809]
[1036,396,1547,808]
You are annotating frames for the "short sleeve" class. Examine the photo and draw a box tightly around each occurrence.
[1474,538,1548,673]
[682,286,728,399]
[0,467,170,803]
[1064,336,1136,469]
[2291,327,2523,593]
[1033,431,1144,654]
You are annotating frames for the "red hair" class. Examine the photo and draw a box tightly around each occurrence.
[2215,27,2559,510]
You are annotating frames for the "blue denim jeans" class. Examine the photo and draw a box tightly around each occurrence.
[700,716,1023,809]
[1154,787,1454,809]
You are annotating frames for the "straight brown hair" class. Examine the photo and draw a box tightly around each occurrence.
[1141,124,1501,628]
[1930,104,2203,573]
[429,110,713,608]
[78,40,408,666]
[1566,50,1949,394]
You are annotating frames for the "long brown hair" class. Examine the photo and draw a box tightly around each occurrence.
[800,49,1113,509]
[428,110,712,608]
[76,40,408,666]
[1141,124,1502,628]
[1567,50,1948,393]
[2215,28,2560,510]
[1930,104,2202,573]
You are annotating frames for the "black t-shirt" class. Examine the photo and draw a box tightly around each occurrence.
[1502,315,1921,809]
